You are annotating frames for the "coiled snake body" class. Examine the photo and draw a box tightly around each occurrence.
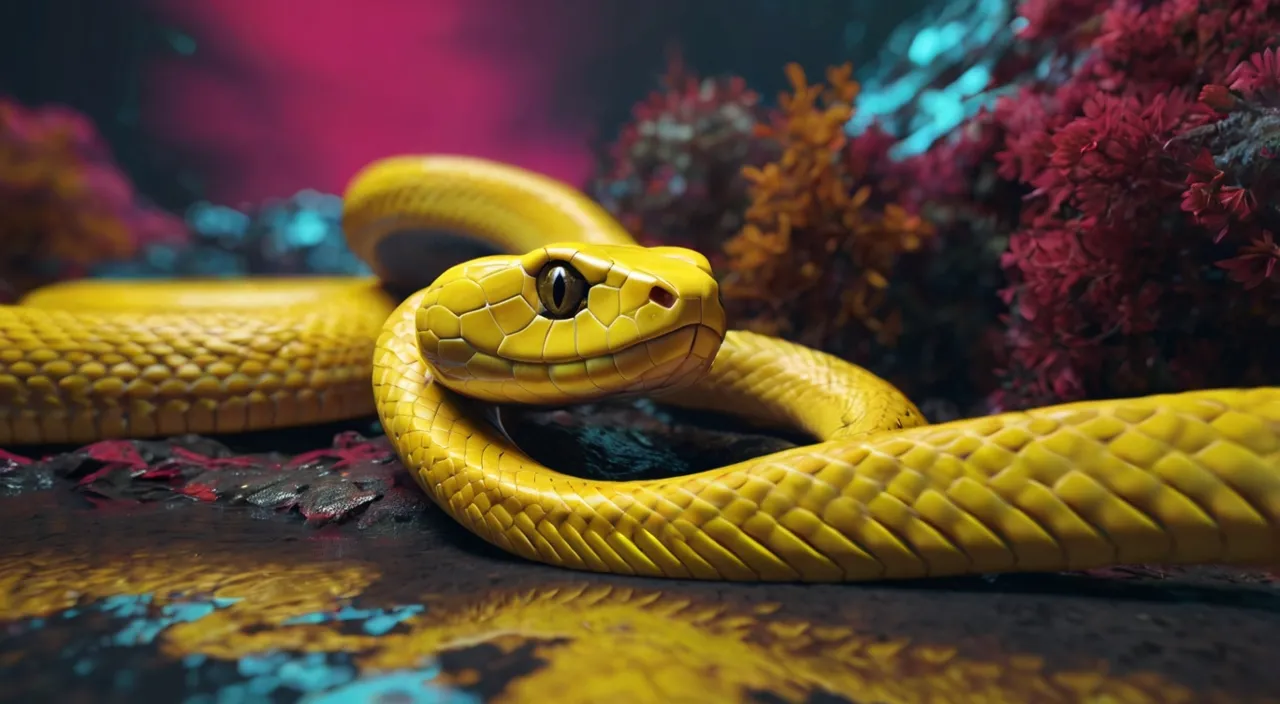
[3,155,1278,582]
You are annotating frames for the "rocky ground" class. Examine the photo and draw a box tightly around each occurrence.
[1,403,1277,703]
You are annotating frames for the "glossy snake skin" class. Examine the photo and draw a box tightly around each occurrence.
[349,156,1280,582]
[2,154,1278,582]
[0,279,393,444]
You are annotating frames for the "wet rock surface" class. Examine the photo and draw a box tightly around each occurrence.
[0,403,1277,703]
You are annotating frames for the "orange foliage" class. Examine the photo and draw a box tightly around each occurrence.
[721,63,934,349]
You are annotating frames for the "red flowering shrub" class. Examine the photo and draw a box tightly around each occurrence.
[782,0,1280,413]
[972,0,1280,409]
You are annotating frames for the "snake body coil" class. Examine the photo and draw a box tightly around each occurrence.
[4,154,1279,582]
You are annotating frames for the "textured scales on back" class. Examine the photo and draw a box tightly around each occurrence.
[356,155,1280,583]
[0,279,392,445]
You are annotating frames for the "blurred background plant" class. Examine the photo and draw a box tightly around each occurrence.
[91,190,370,280]
[0,93,368,293]
[720,63,934,354]
[0,100,188,301]
[588,52,779,270]
[844,0,1017,158]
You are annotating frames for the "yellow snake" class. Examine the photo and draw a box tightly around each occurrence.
[2,154,1278,582]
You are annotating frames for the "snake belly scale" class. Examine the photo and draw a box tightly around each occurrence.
[4,154,1279,582]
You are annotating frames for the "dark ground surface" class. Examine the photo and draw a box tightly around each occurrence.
[1,402,1278,704]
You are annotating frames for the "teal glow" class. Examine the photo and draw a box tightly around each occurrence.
[165,30,197,56]
[908,22,968,65]
[847,0,1019,157]
[301,665,481,704]
[282,604,426,636]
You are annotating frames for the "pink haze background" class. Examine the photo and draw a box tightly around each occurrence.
[143,0,647,206]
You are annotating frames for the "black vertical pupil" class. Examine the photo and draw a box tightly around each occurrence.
[552,268,566,306]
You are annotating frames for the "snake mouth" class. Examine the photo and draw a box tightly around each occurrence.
[607,322,701,354]
[588,293,724,361]
[598,322,723,385]
[588,318,723,366]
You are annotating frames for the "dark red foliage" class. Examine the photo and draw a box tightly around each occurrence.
[812,0,1280,412]
[1217,231,1280,288]
[1014,0,1110,45]
[0,433,430,528]
[1228,47,1280,100]
[954,0,1280,409]
[847,117,1019,416]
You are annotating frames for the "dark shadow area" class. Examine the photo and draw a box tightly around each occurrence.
[371,228,506,295]
[0,0,203,210]
[500,398,809,481]
[873,568,1280,615]
[4,417,384,461]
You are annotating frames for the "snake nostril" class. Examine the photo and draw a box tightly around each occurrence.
[649,286,676,308]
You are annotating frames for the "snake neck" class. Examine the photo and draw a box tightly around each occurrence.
[657,330,927,442]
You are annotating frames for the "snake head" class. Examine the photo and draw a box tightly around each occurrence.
[415,243,726,405]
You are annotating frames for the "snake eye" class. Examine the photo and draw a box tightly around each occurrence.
[536,262,587,318]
